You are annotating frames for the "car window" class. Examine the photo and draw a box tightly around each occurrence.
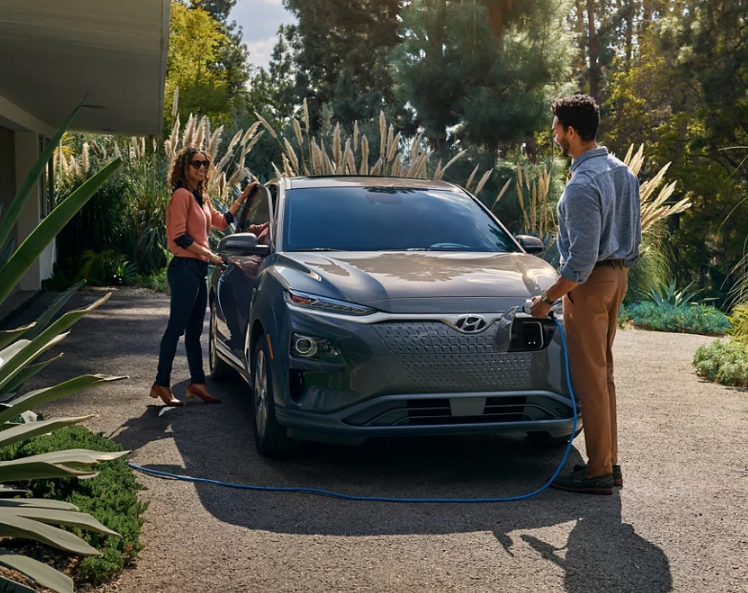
[282,186,520,253]
[236,186,272,243]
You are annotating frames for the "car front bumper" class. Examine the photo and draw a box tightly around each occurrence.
[271,307,577,444]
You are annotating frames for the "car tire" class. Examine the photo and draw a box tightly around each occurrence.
[251,335,295,458]
[526,428,582,447]
[208,300,233,381]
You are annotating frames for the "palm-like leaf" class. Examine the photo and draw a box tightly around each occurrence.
[0,325,35,353]
[0,416,95,452]
[22,281,86,341]
[0,100,84,251]
[0,549,74,593]
[0,375,125,425]
[0,160,121,305]
[0,101,127,592]
[0,294,110,392]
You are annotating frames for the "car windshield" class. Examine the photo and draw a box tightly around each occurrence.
[282,186,520,252]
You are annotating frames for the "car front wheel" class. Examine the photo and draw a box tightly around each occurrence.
[251,335,295,458]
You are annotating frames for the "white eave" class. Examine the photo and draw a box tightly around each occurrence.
[0,0,170,137]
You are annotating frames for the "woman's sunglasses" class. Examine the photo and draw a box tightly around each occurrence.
[189,159,210,169]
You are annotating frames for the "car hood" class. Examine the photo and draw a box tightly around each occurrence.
[275,251,558,313]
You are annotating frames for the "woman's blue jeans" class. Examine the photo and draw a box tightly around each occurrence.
[155,257,209,387]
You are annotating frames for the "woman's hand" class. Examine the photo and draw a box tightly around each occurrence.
[239,182,260,203]
[208,252,224,266]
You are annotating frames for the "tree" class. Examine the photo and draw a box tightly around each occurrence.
[602,0,748,301]
[282,0,405,132]
[392,0,573,153]
[166,2,237,122]
[247,25,300,121]
[188,0,251,97]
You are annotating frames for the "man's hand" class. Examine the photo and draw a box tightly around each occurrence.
[248,222,270,244]
[529,296,552,319]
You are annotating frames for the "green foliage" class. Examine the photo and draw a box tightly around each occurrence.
[246,25,301,123]
[392,0,573,150]
[0,102,128,593]
[602,1,748,304]
[618,304,631,328]
[166,2,232,123]
[80,250,139,287]
[625,238,672,305]
[628,302,730,336]
[727,303,748,346]
[645,279,703,308]
[0,427,146,585]
[693,339,748,389]
[282,0,406,133]
[53,135,171,288]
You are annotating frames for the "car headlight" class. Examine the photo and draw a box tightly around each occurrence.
[284,290,376,316]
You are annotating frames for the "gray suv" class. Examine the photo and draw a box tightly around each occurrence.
[209,177,579,457]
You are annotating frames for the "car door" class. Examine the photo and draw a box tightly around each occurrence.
[215,185,275,358]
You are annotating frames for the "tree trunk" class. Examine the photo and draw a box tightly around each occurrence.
[587,0,600,98]
[625,0,634,71]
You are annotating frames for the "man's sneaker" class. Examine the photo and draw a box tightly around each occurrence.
[574,463,623,487]
[550,468,614,495]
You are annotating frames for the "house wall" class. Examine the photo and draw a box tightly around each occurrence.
[0,125,16,240]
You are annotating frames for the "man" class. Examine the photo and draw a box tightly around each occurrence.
[529,94,642,495]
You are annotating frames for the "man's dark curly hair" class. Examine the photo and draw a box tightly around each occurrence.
[169,145,212,196]
[551,94,600,142]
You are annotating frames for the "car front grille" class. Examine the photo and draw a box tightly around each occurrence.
[405,397,528,425]
[373,321,505,355]
[341,394,569,427]
[372,321,543,392]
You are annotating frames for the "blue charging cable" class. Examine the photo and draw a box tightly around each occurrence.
[128,317,577,503]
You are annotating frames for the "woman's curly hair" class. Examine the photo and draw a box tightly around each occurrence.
[170,145,212,196]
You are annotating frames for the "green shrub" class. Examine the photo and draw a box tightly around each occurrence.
[0,426,147,586]
[693,339,748,388]
[628,302,730,335]
[618,304,632,328]
[139,267,169,292]
[728,303,748,345]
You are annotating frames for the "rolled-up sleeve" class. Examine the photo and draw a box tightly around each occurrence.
[558,185,602,284]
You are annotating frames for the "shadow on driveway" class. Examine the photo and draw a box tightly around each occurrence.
[112,378,672,593]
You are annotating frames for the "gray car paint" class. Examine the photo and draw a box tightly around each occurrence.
[210,176,580,445]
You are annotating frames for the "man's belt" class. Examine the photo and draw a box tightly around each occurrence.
[595,259,625,268]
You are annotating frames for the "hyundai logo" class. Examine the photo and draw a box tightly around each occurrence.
[454,314,487,334]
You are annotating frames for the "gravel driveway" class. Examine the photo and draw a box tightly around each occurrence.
[17,287,748,593]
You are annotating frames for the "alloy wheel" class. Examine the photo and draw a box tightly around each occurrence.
[254,348,268,440]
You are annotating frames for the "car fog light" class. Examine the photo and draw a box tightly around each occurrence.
[291,334,344,362]
[294,335,318,357]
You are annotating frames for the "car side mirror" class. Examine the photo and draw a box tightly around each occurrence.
[516,235,545,255]
[219,233,271,257]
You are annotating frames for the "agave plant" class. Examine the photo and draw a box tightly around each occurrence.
[0,100,127,593]
[645,279,703,308]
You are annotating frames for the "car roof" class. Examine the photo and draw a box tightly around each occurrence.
[283,176,460,191]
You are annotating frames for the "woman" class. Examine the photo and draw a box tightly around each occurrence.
[150,145,264,406]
